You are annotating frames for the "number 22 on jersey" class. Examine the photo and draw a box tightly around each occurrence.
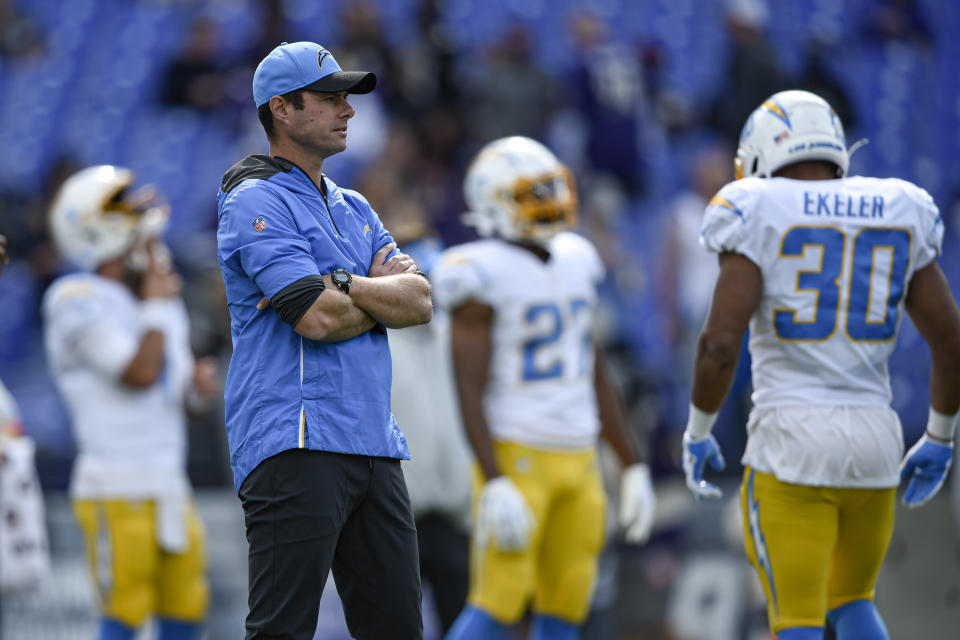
[774,225,910,342]
[521,299,592,381]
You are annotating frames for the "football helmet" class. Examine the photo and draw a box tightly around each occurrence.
[48,165,169,271]
[736,90,848,179]
[462,136,577,243]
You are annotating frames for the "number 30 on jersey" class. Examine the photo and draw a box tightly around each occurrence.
[774,225,910,342]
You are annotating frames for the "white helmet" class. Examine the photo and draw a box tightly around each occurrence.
[48,165,169,271]
[462,136,577,243]
[736,90,848,179]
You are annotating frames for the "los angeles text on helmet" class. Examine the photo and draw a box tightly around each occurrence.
[802,191,885,219]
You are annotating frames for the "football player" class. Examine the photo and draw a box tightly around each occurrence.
[433,136,656,640]
[42,166,209,640]
[681,90,960,639]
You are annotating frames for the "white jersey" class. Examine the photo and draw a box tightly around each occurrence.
[702,175,943,487]
[432,232,604,449]
[42,273,194,499]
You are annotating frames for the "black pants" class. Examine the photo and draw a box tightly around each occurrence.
[415,512,469,633]
[240,449,423,640]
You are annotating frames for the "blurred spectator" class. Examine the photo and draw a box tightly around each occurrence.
[161,16,231,113]
[356,117,465,248]
[0,259,50,605]
[0,232,7,275]
[356,121,425,213]
[238,0,290,68]
[566,11,657,198]
[658,144,731,358]
[706,0,791,146]
[393,0,465,118]
[861,0,933,48]
[320,1,393,184]
[0,0,44,59]
[465,24,558,144]
[797,38,858,134]
[0,378,51,595]
[0,155,82,311]
[656,143,750,463]
[336,0,398,98]
[391,0,469,216]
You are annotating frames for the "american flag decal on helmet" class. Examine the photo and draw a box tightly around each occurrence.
[252,216,267,232]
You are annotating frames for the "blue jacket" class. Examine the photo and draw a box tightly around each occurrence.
[217,155,409,492]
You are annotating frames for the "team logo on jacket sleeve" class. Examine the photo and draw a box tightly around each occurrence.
[252,216,267,232]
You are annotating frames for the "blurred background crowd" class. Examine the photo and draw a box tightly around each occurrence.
[0,0,959,638]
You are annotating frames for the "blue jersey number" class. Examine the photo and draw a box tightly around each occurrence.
[522,299,592,381]
[774,226,910,342]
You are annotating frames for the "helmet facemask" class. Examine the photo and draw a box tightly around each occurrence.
[107,185,171,272]
[500,167,578,244]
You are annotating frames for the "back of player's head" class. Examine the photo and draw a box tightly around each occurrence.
[48,165,169,271]
[736,89,848,180]
[462,136,577,244]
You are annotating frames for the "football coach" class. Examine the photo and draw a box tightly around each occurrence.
[216,41,432,640]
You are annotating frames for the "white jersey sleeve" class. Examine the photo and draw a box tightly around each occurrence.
[44,277,138,379]
[700,178,767,265]
[431,247,495,310]
[893,178,943,269]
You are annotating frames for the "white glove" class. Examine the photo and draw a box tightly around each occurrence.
[476,476,534,551]
[618,463,656,544]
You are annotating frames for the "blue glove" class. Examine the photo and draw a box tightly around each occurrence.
[899,434,953,508]
[682,432,726,499]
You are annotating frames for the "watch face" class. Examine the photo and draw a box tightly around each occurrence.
[332,270,351,291]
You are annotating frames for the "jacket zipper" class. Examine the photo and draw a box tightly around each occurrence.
[316,175,344,238]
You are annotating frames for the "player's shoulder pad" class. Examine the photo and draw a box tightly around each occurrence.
[42,274,107,326]
[884,177,944,259]
[700,178,765,255]
[553,230,604,277]
[706,178,765,220]
[553,229,595,253]
[885,177,938,214]
[431,241,498,309]
[45,273,96,303]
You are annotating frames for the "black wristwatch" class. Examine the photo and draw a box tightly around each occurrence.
[330,269,352,294]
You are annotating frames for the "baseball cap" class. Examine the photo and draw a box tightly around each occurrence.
[252,41,377,107]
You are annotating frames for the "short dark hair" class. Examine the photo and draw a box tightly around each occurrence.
[257,89,306,140]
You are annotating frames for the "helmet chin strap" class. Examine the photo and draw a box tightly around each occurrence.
[522,235,552,248]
